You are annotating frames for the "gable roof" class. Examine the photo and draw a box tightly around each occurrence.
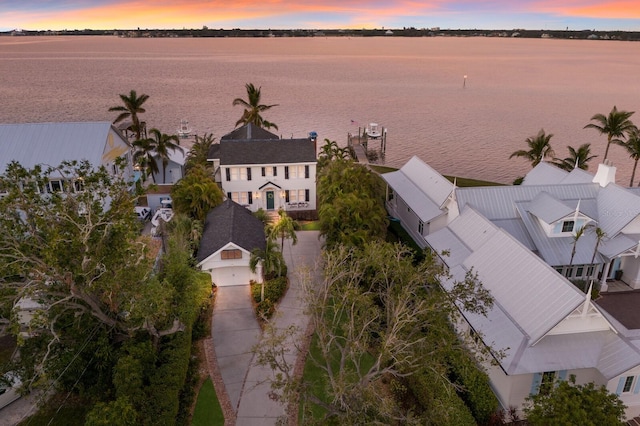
[197,199,266,262]
[0,121,127,174]
[522,161,569,186]
[221,123,280,141]
[381,156,453,222]
[215,139,316,165]
[527,191,574,223]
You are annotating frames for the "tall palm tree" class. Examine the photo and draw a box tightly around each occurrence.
[552,144,598,171]
[233,83,279,130]
[269,208,299,252]
[132,137,158,183]
[509,129,555,168]
[148,128,180,184]
[622,127,640,186]
[109,89,150,140]
[584,105,635,161]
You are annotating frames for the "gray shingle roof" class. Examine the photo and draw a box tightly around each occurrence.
[197,200,266,262]
[218,139,316,165]
[221,123,279,141]
[0,121,126,174]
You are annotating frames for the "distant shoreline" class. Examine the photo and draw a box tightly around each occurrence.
[3,28,640,41]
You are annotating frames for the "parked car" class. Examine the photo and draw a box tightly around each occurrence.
[0,372,21,410]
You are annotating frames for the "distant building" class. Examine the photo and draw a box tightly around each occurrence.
[0,121,135,187]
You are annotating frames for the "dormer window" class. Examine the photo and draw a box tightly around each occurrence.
[561,220,575,233]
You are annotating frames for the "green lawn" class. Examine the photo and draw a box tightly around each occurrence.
[191,377,224,426]
[300,221,321,231]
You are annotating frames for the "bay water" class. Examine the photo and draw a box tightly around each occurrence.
[2,35,640,184]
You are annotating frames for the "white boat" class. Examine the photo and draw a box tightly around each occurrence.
[365,122,382,138]
[151,208,174,228]
[177,119,191,138]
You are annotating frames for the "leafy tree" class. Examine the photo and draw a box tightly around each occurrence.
[509,129,555,168]
[317,138,351,167]
[317,159,387,249]
[85,396,139,426]
[0,161,183,390]
[249,239,285,302]
[170,165,223,222]
[269,208,299,252]
[584,105,635,161]
[524,376,626,426]
[233,83,279,130]
[185,133,216,173]
[254,242,493,424]
[109,89,150,140]
[553,143,598,171]
[622,126,640,186]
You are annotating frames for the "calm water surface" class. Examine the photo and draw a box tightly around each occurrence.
[2,36,640,184]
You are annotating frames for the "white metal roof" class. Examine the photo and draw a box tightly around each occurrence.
[527,191,574,224]
[399,156,453,207]
[516,202,603,266]
[456,183,599,221]
[521,161,568,186]
[382,170,444,222]
[0,122,124,174]
[596,183,640,238]
[561,167,596,184]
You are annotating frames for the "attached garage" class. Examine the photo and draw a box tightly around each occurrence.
[211,267,245,287]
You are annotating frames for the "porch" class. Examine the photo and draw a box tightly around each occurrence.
[605,279,635,293]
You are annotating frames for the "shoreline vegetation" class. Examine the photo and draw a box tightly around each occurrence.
[370,164,503,187]
[4,28,640,41]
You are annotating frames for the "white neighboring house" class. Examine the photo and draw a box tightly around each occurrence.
[150,145,186,184]
[0,121,135,184]
[197,199,266,287]
[208,123,317,219]
[384,156,640,420]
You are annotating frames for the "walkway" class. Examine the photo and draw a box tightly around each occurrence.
[210,231,322,425]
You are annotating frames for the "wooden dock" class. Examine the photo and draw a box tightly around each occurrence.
[347,126,387,165]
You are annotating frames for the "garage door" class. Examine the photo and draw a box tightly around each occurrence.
[211,267,251,287]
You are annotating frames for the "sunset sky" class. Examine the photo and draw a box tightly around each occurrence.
[3,0,640,32]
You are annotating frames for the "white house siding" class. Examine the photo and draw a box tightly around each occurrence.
[621,256,640,289]
[198,243,262,287]
[608,365,640,419]
[222,163,316,213]
[102,127,135,179]
[153,160,184,184]
[387,195,428,249]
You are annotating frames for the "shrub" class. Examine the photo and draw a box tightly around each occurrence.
[257,299,275,319]
[447,349,499,425]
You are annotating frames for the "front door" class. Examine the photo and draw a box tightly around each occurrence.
[266,191,275,210]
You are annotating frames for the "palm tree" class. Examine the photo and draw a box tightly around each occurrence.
[552,144,598,171]
[249,239,285,301]
[584,105,635,161]
[509,129,555,168]
[132,137,158,183]
[622,127,640,186]
[185,133,216,172]
[269,208,299,252]
[109,89,150,140]
[147,128,180,184]
[233,83,278,130]
[569,225,590,267]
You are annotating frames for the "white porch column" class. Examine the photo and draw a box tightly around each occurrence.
[600,261,611,292]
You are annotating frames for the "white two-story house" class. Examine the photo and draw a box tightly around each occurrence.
[384,156,640,420]
[208,123,317,220]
